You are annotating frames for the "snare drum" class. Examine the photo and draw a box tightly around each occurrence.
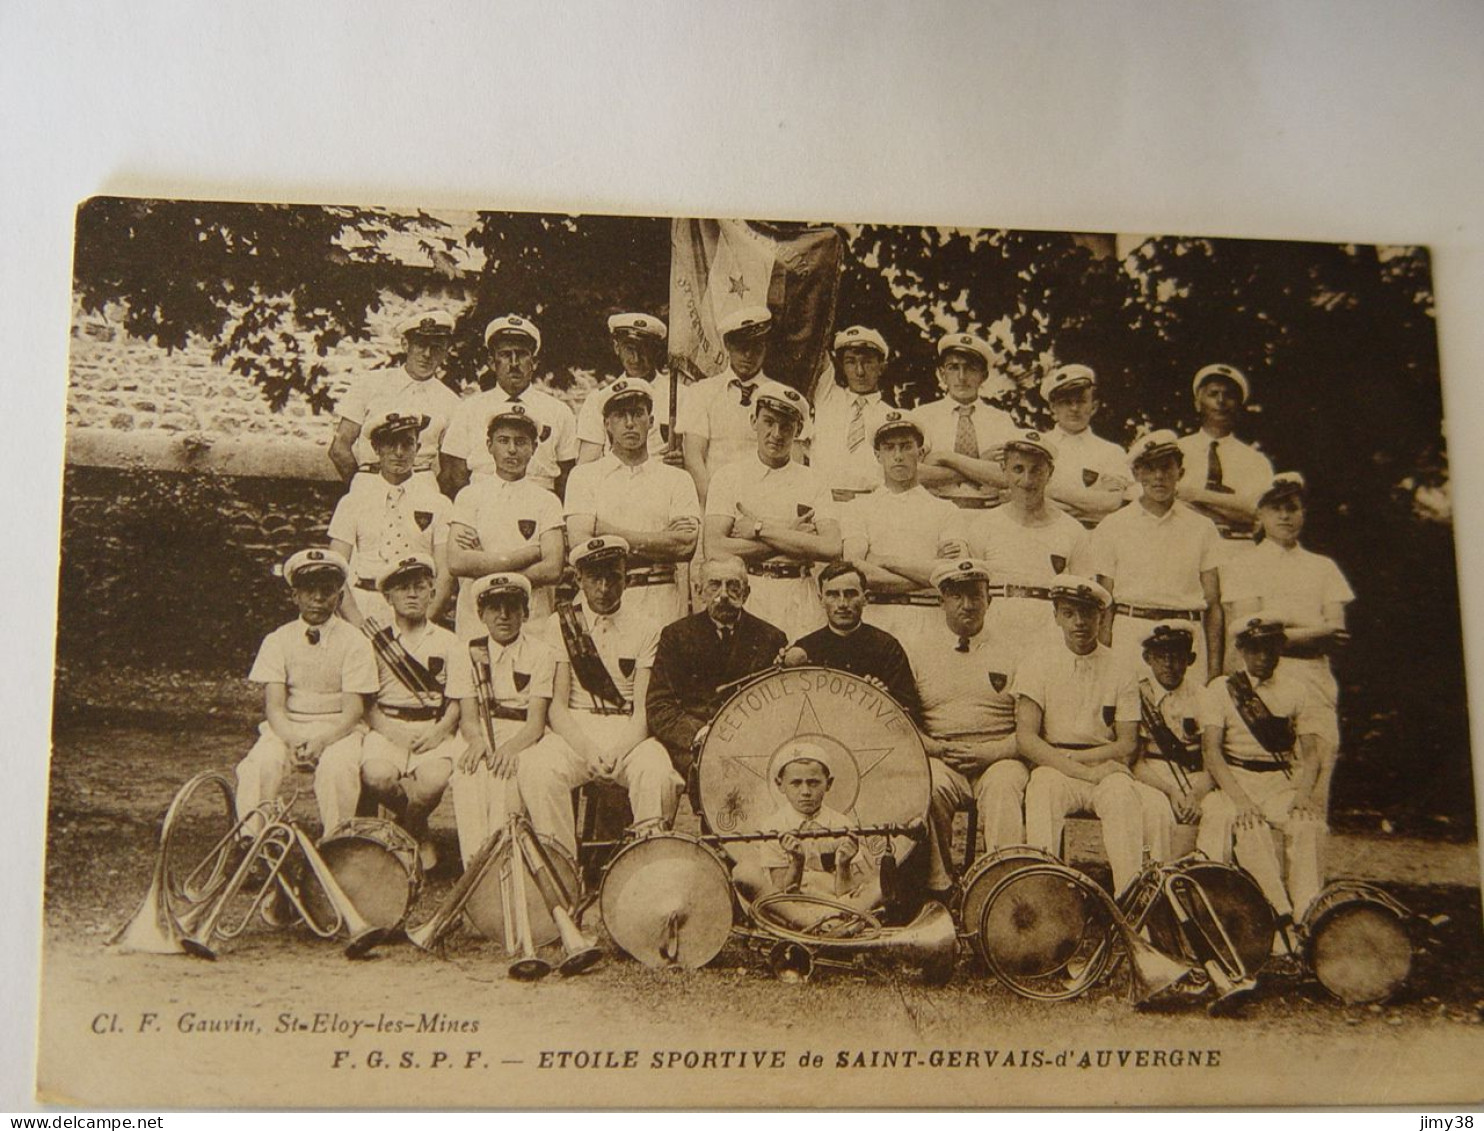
[974,855,1119,998]
[959,846,1065,962]
[462,832,582,951]
[305,818,421,930]
[696,666,930,869]
[1137,858,1274,979]
[598,832,735,969]
[1300,881,1413,1004]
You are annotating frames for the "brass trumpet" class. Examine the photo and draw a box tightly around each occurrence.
[741,895,959,984]
[505,824,552,981]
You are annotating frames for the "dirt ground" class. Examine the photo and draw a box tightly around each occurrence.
[36,698,1484,1109]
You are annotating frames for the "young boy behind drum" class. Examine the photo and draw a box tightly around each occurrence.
[748,743,880,912]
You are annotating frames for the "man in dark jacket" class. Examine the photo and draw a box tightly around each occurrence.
[647,555,787,775]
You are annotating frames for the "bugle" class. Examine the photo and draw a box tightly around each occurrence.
[743,895,958,985]
[512,818,602,976]
[406,825,510,953]
[468,641,502,759]
[505,821,553,981]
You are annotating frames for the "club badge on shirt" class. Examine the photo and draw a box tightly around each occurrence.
[414,511,433,531]
[988,672,1008,692]
[1082,469,1099,488]
[518,519,537,539]
[619,657,636,678]
[1102,704,1116,727]
[514,670,531,692]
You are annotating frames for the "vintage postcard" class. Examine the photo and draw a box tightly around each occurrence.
[39,198,1483,1108]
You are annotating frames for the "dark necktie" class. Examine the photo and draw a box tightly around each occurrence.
[306,628,321,645]
[1206,440,1225,490]
[956,635,971,653]
[728,379,754,407]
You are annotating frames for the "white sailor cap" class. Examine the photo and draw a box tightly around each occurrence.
[598,378,654,416]
[1234,617,1287,648]
[570,535,630,569]
[396,310,455,338]
[366,411,431,446]
[930,558,993,590]
[607,312,667,341]
[1141,621,1196,653]
[471,571,533,606]
[1048,575,1112,610]
[872,409,925,448]
[1004,429,1058,464]
[936,332,995,369]
[1127,429,1183,468]
[752,380,808,422]
[832,325,889,360]
[1257,471,1307,508]
[1040,363,1097,404]
[717,306,773,341]
[1192,363,1250,403]
[483,314,542,353]
[377,553,436,591]
[280,547,350,586]
[485,402,540,440]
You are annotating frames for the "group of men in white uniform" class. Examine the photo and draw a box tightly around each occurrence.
[235,300,1353,948]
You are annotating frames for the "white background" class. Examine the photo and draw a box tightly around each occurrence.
[2,0,1482,1115]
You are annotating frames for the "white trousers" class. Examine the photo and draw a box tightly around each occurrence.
[927,759,1029,888]
[746,573,823,643]
[516,714,682,860]
[1196,766,1324,920]
[1025,766,1170,896]
[234,719,363,835]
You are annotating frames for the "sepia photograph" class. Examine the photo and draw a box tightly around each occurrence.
[35,198,1484,1108]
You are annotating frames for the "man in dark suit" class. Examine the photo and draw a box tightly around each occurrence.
[647,555,787,775]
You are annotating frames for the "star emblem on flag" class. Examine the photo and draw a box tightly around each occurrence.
[728,274,749,297]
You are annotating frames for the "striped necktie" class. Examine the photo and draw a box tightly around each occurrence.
[847,398,867,451]
[1206,440,1225,490]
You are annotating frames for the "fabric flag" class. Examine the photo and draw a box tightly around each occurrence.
[669,219,843,401]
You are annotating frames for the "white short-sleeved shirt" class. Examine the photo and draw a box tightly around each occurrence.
[1223,539,1355,691]
[442,385,578,492]
[809,382,893,496]
[336,369,463,472]
[842,484,970,565]
[1089,500,1226,609]
[914,396,1018,503]
[575,371,688,458]
[370,620,460,710]
[906,624,1018,741]
[1046,426,1133,519]
[327,473,451,585]
[681,368,809,476]
[564,454,701,547]
[1138,673,1205,758]
[248,617,379,717]
[706,455,835,562]
[449,476,565,638]
[1176,431,1275,508]
[974,505,1090,582]
[1011,641,1139,747]
[541,601,662,712]
[1199,665,1325,765]
[444,630,559,711]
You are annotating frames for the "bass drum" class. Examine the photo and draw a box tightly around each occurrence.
[462,831,582,951]
[599,832,735,970]
[303,817,421,931]
[696,666,930,869]
[1138,858,1274,979]
[1301,881,1413,1005]
[959,846,1066,962]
